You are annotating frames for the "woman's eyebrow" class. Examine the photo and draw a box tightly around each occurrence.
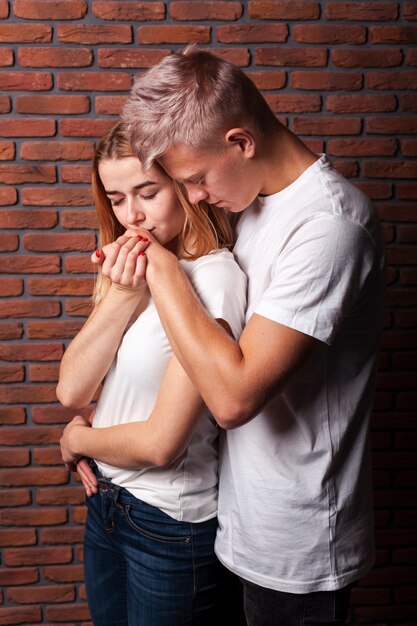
[105,180,158,195]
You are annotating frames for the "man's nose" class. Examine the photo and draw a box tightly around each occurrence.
[185,183,208,204]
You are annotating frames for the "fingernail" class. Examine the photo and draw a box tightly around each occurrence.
[142,237,148,243]
[95,249,101,258]
[139,251,145,256]
[137,235,143,241]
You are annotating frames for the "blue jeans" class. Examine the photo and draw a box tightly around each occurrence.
[83,468,245,626]
[242,578,354,626]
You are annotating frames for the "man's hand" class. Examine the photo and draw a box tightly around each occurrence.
[60,414,91,466]
[75,458,99,497]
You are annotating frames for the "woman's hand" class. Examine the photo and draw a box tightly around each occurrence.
[92,233,150,289]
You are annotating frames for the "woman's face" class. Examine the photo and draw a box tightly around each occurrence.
[98,156,185,247]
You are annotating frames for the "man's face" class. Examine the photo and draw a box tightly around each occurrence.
[158,142,260,213]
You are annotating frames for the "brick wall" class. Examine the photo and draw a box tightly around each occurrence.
[0,1,416,624]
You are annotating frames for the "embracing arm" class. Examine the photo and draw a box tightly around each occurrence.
[60,349,212,469]
[144,243,318,429]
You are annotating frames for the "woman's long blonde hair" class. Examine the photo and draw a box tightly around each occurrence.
[92,121,234,300]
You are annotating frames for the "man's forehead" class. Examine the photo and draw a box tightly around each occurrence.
[158,145,209,181]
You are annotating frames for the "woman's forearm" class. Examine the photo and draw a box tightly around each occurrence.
[56,284,146,409]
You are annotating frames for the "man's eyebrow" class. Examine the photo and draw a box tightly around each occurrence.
[104,181,157,195]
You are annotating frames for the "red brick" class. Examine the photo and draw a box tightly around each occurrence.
[24,232,95,251]
[29,277,94,296]
[33,447,65,465]
[201,46,250,66]
[370,25,417,43]
[58,71,131,92]
[407,48,417,65]
[0,487,31,508]
[0,470,68,489]
[58,24,132,44]
[0,95,11,113]
[246,70,286,90]
[138,25,210,44]
[402,139,417,156]
[0,0,9,19]
[0,323,24,340]
[293,24,366,44]
[8,584,76,604]
[65,298,94,317]
[0,164,55,184]
[0,300,60,319]
[0,72,52,91]
[326,94,397,113]
[0,365,25,383]
[17,95,90,116]
[0,606,41,625]
[22,187,92,206]
[171,1,242,20]
[0,140,15,160]
[61,164,92,183]
[0,529,36,547]
[326,2,398,20]
[249,1,320,19]
[354,182,393,200]
[328,138,397,157]
[0,567,38,586]
[255,47,327,67]
[0,426,62,446]
[0,23,51,42]
[367,71,417,90]
[292,116,361,135]
[62,209,97,229]
[332,48,403,68]
[291,71,362,91]
[398,183,417,199]
[93,0,165,20]
[0,244,18,269]
[217,24,288,43]
[44,565,84,583]
[95,94,127,115]
[13,0,87,19]
[73,506,87,524]
[0,409,26,427]
[404,2,417,20]
[0,46,13,66]
[18,46,92,67]
[27,320,83,339]
[41,526,85,543]
[97,47,169,68]
[28,363,59,381]
[378,204,417,221]
[60,118,114,137]
[46,605,90,622]
[5,546,72,567]
[20,140,93,160]
[265,94,321,113]
[366,116,417,134]
[0,118,55,137]
[65,255,94,273]
[0,186,17,205]
[0,254,60,274]
[363,160,417,179]
[0,448,29,467]
[0,278,23,296]
[0,343,62,362]
[332,160,359,179]
[38,487,86,506]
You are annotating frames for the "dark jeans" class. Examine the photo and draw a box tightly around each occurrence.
[242,578,354,626]
[83,468,245,626]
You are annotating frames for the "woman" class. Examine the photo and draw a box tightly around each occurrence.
[57,121,247,626]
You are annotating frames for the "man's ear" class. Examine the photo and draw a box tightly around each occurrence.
[225,128,256,158]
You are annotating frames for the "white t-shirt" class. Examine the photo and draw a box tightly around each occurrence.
[93,249,247,523]
[215,156,386,593]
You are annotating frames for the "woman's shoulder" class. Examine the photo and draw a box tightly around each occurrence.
[181,248,247,289]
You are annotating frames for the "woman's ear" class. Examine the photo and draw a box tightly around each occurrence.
[225,128,256,158]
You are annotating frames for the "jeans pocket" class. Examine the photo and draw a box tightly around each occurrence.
[122,503,192,544]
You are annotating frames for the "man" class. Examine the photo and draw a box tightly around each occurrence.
[121,47,386,625]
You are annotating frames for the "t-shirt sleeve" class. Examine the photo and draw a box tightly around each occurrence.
[255,216,378,345]
[187,252,247,340]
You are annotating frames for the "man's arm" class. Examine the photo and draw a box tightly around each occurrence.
[144,242,318,429]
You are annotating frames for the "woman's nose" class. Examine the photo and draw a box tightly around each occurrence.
[126,198,145,224]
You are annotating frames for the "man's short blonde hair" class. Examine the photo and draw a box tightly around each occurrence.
[122,45,277,170]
